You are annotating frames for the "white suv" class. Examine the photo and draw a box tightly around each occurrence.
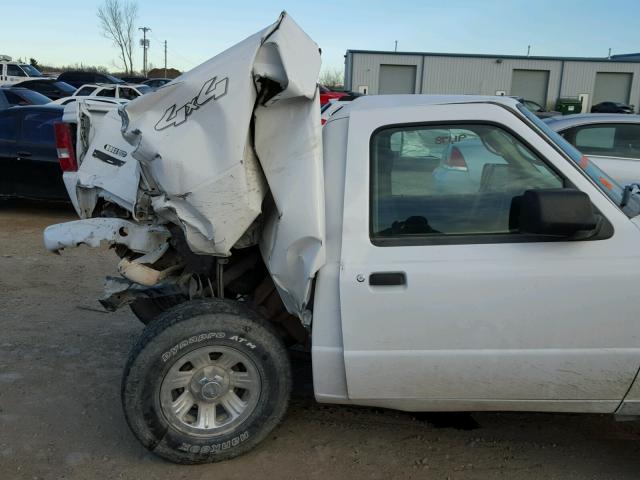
[55,83,151,104]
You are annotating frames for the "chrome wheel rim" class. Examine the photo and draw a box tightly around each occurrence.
[159,345,261,437]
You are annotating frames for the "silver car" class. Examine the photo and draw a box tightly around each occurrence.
[431,127,559,194]
[545,114,640,186]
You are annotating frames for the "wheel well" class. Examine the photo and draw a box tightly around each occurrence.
[116,228,308,347]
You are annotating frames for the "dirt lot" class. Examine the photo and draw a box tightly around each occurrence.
[2,201,640,480]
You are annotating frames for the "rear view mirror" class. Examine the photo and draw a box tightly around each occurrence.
[513,189,597,236]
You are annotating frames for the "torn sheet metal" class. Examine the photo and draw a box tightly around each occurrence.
[57,12,326,316]
[99,276,187,312]
[44,218,170,253]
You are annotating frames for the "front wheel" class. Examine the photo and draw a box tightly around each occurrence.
[121,299,291,464]
[129,295,187,325]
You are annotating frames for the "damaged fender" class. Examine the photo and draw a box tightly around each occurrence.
[60,12,326,317]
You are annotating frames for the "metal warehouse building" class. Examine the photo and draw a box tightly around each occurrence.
[344,50,640,112]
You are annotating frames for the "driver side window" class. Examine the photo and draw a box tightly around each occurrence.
[371,124,563,242]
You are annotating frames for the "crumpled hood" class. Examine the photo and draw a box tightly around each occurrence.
[76,12,325,316]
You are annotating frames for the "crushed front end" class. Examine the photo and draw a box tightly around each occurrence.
[44,12,324,342]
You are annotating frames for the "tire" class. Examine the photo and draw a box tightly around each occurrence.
[129,295,187,325]
[121,299,292,464]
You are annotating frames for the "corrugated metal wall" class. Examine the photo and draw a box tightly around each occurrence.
[346,52,640,110]
[560,61,640,108]
[420,56,561,107]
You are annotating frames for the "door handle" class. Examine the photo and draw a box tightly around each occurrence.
[17,151,32,158]
[369,272,406,286]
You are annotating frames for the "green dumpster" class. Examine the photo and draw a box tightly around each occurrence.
[555,98,583,115]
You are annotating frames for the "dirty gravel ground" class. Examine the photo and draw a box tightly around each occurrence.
[2,200,640,480]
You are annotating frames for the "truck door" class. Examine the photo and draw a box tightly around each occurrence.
[5,64,27,85]
[339,102,640,412]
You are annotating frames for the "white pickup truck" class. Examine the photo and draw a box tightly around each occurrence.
[45,13,640,464]
[0,56,45,85]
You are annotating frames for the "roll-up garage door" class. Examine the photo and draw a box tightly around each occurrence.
[593,72,632,104]
[379,65,417,94]
[511,69,550,106]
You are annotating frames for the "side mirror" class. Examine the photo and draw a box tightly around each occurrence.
[513,189,597,236]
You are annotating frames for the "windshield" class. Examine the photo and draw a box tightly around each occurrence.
[517,104,640,217]
[136,85,151,94]
[20,64,43,77]
[11,89,51,105]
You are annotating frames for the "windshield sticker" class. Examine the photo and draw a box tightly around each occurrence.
[155,76,228,131]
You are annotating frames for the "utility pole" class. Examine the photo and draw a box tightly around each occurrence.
[394,40,398,52]
[164,40,167,78]
[527,45,531,57]
[139,27,151,76]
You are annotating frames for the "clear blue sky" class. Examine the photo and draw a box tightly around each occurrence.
[4,0,639,74]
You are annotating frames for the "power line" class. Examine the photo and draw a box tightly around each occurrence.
[164,44,198,68]
[148,30,199,69]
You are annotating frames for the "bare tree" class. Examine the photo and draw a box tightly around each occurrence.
[97,0,138,74]
[319,67,344,89]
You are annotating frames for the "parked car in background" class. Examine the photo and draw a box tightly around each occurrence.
[54,96,129,108]
[62,83,151,102]
[0,104,67,200]
[431,130,557,194]
[545,114,640,186]
[12,78,75,100]
[591,101,634,114]
[319,85,350,106]
[0,55,44,86]
[143,78,172,90]
[0,87,51,109]
[119,75,147,84]
[512,97,561,119]
[57,71,124,89]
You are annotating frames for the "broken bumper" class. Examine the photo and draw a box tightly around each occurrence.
[43,218,170,254]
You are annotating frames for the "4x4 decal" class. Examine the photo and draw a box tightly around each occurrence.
[154,76,228,131]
